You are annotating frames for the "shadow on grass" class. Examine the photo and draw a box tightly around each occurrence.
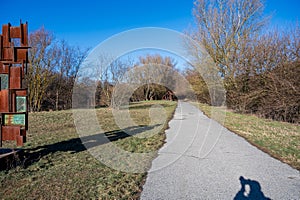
[21,124,161,169]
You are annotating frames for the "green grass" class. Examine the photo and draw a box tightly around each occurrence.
[194,103,300,170]
[0,100,177,199]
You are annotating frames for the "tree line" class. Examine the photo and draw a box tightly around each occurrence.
[27,30,179,111]
[185,0,299,123]
[73,54,180,109]
[27,27,88,112]
[27,0,299,124]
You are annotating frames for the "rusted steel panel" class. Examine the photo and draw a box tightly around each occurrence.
[0,90,9,112]
[2,126,16,141]
[14,47,28,62]
[16,135,24,146]
[9,67,22,89]
[0,63,9,73]
[2,24,10,47]
[0,35,2,60]
[3,48,13,61]
[10,27,21,38]
[20,23,28,46]
[1,127,13,140]
[21,61,25,77]
[15,89,27,96]
[1,126,20,141]
[11,91,16,112]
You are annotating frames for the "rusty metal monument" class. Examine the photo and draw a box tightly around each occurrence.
[0,22,29,147]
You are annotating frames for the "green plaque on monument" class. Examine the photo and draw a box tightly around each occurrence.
[16,96,27,112]
[4,114,26,126]
[0,74,8,90]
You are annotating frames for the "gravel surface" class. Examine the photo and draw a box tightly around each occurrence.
[141,101,300,200]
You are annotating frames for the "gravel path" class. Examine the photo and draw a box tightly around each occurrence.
[141,101,300,200]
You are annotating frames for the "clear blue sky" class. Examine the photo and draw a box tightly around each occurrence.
[0,0,299,49]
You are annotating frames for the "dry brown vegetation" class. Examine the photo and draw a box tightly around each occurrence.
[186,0,299,123]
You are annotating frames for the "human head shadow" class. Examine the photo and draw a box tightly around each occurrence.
[20,124,161,169]
[234,176,271,200]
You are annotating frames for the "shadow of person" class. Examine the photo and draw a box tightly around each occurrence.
[234,176,271,200]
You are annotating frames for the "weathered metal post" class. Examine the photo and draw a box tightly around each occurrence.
[0,21,29,147]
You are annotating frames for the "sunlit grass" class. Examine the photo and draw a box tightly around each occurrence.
[0,100,177,199]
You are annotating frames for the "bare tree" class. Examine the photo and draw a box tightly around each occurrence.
[190,0,268,87]
[94,55,132,107]
[27,27,88,111]
[137,54,177,101]
[46,40,88,110]
[27,27,56,112]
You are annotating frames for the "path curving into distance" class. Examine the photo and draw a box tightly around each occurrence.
[141,101,300,200]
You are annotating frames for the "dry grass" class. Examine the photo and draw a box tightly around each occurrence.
[0,101,177,199]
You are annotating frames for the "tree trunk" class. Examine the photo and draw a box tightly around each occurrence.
[56,90,59,111]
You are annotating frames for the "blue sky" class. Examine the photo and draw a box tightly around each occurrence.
[1,0,299,50]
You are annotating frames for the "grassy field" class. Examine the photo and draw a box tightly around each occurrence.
[0,101,177,199]
[194,103,300,170]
